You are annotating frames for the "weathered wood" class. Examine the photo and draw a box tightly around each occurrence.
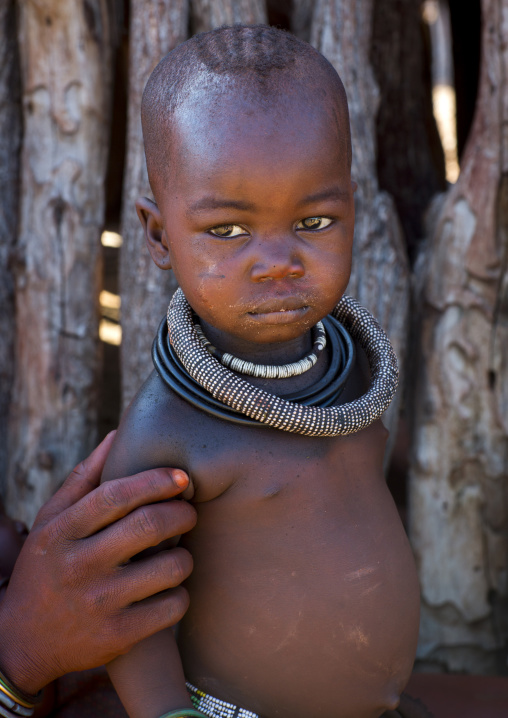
[290,0,312,42]
[409,0,508,674]
[371,0,446,263]
[190,0,267,34]
[0,0,21,499]
[6,0,112,525]
[311,0,411,442]
[120,0,189,410]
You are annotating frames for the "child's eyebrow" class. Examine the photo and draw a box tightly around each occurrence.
[298,188,351,206]
[187,197,255,216]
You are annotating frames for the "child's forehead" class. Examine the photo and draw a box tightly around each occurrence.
[144,64,352,197]
[168,80,347,158]
[156,103,352,218]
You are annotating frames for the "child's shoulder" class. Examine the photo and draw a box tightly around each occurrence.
[101,370,191,483]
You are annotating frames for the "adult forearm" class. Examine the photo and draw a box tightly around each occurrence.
[0,608,50,695]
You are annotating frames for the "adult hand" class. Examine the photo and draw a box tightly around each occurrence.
[0,432,196,695]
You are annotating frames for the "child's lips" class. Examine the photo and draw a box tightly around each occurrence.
[247,303,310,324]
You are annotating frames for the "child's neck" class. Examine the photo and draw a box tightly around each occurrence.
[199,319,313,364]
[199,319,330,396]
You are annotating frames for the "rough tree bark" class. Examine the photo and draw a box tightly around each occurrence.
[120,0,267,409]
[191,0,267,34]
[120,0,189,410]
[6,0,112,525]
[0,0,21,498]
[371,0,446,264]
[409,0,508,674]
[311,0,411,441]
[290,0,312,43]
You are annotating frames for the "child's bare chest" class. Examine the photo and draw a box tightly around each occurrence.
[172,403,420,718]
[178,394,384,502]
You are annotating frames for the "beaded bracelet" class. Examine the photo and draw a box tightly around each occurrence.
[158,710,208,718]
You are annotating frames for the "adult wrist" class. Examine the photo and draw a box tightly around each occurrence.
[0,665,42,717]
[0,604,50,696]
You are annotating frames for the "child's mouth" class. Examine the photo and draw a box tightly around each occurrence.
[247,305,310,324]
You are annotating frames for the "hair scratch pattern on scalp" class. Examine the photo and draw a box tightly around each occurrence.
[141,24,352,190]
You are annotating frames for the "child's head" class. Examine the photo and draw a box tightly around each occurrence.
[138,25,355,349]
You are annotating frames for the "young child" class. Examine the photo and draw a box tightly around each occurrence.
[102,25,421,718]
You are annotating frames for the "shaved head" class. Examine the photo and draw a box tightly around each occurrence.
[141,25,352,199]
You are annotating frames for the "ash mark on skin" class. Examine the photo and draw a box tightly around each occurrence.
[344,566,377,582]
[348,625,370,649]
[359,582,383,597]
[274,610,304,652]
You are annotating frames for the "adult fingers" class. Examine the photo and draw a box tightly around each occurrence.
[104,547,193,606]
[54,467,191,541]
[34,431,117,527]
[115,586,191,651]
[85,498,197,567]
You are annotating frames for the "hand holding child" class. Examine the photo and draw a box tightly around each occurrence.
[0,431,196,697]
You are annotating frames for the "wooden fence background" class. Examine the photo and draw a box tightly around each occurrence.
[0,0,506,675]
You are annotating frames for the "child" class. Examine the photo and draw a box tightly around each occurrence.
[102,25,421,718]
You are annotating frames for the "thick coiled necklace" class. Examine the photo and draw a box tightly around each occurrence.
[152,288,398,436]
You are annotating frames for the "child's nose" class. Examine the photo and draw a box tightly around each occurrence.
[249,236,305,282]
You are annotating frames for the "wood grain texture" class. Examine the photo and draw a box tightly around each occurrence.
[0,0,21,498]
[409,0,508,673]
[311,0,410,442]
[119,0,189,410]
[371,0,446,263]
[190,0,267,34]
[6,0,112,525]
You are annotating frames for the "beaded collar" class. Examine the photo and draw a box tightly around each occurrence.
[152,289,398,436]
[194,319,327,379]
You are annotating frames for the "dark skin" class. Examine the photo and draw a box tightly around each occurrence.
[102,83,420,718]
[0,432,196,697]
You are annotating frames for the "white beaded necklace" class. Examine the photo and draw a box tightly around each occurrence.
[194,320,326,379]
[166,289,398,437]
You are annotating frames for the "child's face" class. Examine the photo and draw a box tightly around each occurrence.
[141,90,355,351]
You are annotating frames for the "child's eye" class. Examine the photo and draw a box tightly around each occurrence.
[296,217,333,231]
[209,224,246,238]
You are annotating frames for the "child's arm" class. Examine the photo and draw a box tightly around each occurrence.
[107,629,193,718]
[101,379,195,718]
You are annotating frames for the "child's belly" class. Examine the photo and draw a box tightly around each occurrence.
[178,423,420,718]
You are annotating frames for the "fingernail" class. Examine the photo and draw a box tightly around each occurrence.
[172,470,189,488]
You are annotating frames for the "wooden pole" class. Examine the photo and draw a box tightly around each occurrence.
[7,0,112,525]
[371,0,446,263]
[311,0,411,443]
[0,0,21,497]
[409,0,508,673]
[191,0,267,34]
[120,0,189,410]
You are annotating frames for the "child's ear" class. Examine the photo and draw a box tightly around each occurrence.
[135,197,172,270]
